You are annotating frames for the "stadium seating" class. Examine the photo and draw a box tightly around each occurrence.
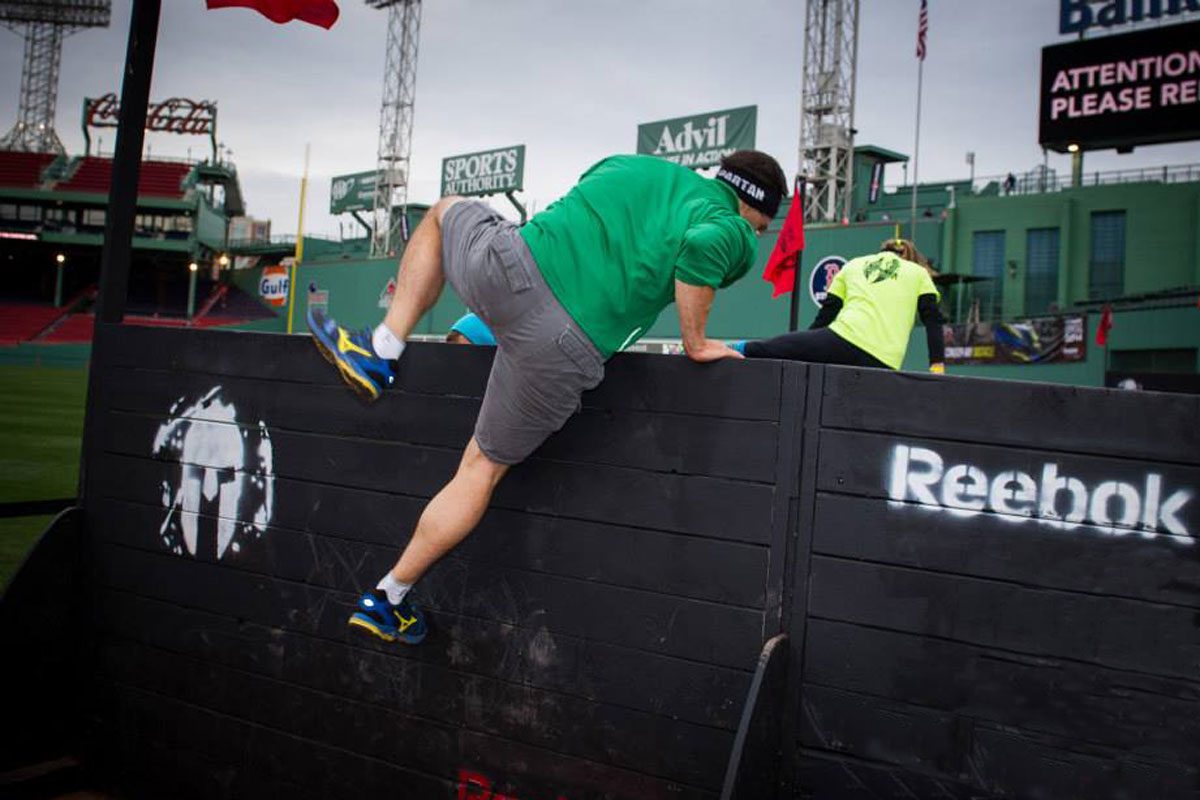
[0,152,56,189]
[0,302,66,344]
[56,157,192,198]
[39,311,95,343]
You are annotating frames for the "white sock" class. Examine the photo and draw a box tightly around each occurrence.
[376,572,412,606]
[372,324,405,360]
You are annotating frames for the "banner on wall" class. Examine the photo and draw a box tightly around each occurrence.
[330,170,378,215]
[440,145,525,197]
[943,314,1087,365]
[636,106,756,169]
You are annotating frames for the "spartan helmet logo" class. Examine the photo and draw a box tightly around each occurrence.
[152,387,274,559]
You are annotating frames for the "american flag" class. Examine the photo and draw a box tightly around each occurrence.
[916,0,929,61]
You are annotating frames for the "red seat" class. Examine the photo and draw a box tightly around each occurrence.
[0,302,65,344]
[56,157,192,198]
[39,312,96,344]
[0,152,57,189]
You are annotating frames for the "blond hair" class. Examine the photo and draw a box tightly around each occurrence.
[879,238,923,264]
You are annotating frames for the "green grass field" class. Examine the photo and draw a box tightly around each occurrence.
[0,365,88,588]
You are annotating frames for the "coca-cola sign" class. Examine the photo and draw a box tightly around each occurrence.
[85,93,217,136]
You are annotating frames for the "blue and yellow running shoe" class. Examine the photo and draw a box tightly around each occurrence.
[307,308,395,402]
[348,590,428,645]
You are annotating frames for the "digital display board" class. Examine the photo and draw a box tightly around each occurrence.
[1039,20,1200,152]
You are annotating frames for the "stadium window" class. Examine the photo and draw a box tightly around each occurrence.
[82,209,106,227]
[1024,228,1060,316]
[1089,211,1125,300]
[971,230,1005,320]
[0,203,16,220]
[17,205,40,222]
[1110,348,1197,374]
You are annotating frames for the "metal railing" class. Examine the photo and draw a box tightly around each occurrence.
[885,162,1200,198]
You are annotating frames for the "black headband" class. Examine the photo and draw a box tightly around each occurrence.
[715,166,782,218]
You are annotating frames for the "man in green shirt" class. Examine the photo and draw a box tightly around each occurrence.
[307,150,787,644]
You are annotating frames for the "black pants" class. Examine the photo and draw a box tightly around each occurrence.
[743,327,891,369]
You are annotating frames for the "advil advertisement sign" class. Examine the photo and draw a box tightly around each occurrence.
[1039,20,1200,152]
[259,265,290,307]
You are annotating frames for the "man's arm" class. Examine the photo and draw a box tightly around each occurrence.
[675,280,743,363]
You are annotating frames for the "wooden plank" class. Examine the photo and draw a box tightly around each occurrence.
[96,680,455,799]
[803,618,1200,765]
[816,429,1200,547]
[794,748,981,799]
[799,684,1196,800]
[102,365,781,482]
[779,365,825,800]
[821,366,1200,465]
[102,411,778,544]
[812,492,1200,609]
[91,540,765,671]
[91,491,769,609]
[969,726,1196,800]
[99,636,729,794]
[96,323,784,420]
[808,555,1200,680]
[98,587,751,737]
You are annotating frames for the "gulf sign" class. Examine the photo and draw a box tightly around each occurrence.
[809,255,845,307]
[259,265,290,307]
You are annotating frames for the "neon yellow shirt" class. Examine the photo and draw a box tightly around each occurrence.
[827,252,940,369]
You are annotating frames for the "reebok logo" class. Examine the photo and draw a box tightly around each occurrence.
[887,444,1193,542]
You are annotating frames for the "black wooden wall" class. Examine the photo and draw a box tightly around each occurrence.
[790,367,1200,799]
[79,323,804,800]
[11,322,1195,799]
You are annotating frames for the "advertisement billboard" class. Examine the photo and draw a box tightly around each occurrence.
[636,106,756,169]
[944,315,1087,365]
[330,170,378,215]
[440,145,525,197]
[1039,20,1200,152]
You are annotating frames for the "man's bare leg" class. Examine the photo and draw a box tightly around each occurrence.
[390,437,509,584]
[381,195,464,340]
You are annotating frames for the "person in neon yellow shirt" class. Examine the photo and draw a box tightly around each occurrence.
[736,239,946,372]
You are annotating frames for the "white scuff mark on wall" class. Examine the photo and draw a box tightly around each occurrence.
[153,386,275,559]
[885,443,1194,543]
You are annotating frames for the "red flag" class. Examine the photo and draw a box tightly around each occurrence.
[206,0,340,29]
[762,178,805,298]
[1096,303,1113,346]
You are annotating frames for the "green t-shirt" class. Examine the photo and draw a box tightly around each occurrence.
[827,252,940,370]
[520,154,757,357]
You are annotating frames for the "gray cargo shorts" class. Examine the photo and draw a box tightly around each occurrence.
[441,200,605,465]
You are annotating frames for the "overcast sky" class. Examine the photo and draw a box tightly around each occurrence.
[1,1,1197,238]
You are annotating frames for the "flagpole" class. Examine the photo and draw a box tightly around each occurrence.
[286,142,310,335]
[910,56,923,241]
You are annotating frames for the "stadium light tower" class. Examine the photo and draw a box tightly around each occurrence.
[366,0,422,259]
[0,1,111,154]
[798,0,859,223]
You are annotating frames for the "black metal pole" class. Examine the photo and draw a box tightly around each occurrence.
[95,0,161,324]
[79,0,162,505]
[787,177,807,333]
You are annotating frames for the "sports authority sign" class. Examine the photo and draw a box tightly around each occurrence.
[1039,20,1200,152]
[330,170,378,215]
[637,106,756,169]
[440,145,525,197]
